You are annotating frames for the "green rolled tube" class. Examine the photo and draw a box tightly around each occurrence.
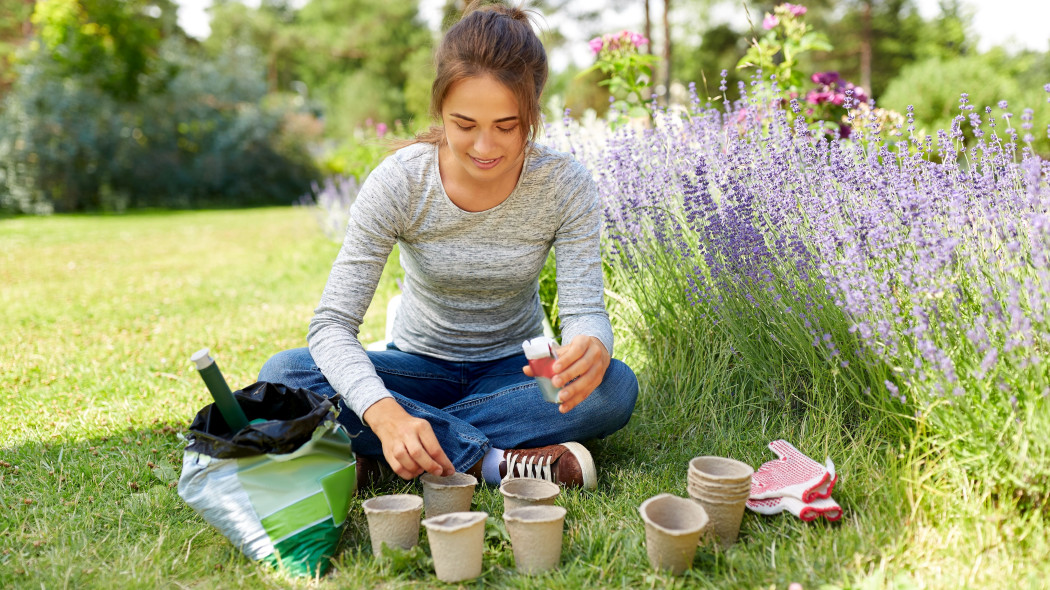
[191,348,249,431]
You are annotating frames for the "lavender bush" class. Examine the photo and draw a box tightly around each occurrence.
[297,175,363,242]
[544,76,1050,503]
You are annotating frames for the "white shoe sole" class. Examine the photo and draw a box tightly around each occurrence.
[561,441,597,491]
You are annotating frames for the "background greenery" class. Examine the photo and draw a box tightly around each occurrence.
[2,0,1049,214]
[3,209,1046,588]
[1,1,1049,587]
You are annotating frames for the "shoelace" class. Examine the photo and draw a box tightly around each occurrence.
[504,451,554,482]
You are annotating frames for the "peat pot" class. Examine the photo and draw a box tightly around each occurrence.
[422,511,488,583]
[638,493,709,575]
[503,505,567,574]
[420,472,477,518]
[361,494,423,557]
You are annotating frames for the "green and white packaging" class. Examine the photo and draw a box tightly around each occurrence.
[178,381,356,577]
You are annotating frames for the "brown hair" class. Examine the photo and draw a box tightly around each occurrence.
[412,1,548,146]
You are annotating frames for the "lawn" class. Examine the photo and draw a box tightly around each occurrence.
[1,207,1047,589]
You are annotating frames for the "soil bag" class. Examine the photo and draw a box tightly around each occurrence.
[178,381,356,577]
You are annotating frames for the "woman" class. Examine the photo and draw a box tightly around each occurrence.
[259,1,638,490]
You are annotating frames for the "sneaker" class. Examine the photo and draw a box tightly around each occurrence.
[354,453,396,491]
[499,442,597,490]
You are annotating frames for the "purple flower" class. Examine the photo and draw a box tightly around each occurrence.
[763,13,779,29]
[783,3,808,16]
[811,71,840,86]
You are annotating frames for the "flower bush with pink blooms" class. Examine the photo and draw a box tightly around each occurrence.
[545,75,1050,507]
[738,2,831,92]
[580,30,659,122]
[802,70,869,138]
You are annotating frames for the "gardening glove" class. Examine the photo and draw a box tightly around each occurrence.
[746,495,843,522]
[749,439,837,503]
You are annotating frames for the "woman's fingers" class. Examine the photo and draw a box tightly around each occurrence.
[420,426,456,475]
[389,419,452,479]
[552,335,610,413]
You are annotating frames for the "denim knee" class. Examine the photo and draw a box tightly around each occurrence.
[256,344,325,390]
[601,359,639,432]
[573,359,638,441]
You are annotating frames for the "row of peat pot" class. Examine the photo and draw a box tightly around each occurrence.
[362,473,566,582]
[361,456,755,581]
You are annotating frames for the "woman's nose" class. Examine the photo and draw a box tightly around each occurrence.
[474,129,496,154]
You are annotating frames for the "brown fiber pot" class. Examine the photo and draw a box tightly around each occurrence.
[422,511,488,583]
[687,492,747,549]
[362,494,423,557]
[504,505,567,574]
[420,472,477,518]
[500,477,561,512]
[638,493,709,575]
[688,456,754,486]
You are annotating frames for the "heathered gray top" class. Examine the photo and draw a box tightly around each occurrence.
[307,141,614,420]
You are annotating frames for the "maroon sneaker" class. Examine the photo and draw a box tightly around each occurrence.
[499,442,597,490]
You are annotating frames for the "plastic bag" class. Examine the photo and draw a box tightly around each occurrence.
[178,381,356,577]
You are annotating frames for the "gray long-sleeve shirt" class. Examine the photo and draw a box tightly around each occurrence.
[307,141,614,420]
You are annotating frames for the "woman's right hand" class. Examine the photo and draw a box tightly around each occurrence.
[362,397,455,480]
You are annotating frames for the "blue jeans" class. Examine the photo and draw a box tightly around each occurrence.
[258,346,639,472]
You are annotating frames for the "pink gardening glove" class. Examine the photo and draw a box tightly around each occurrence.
[746,495,843,522]
[749,440,837,503]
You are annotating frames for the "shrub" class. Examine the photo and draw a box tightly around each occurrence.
[544,76,1050,504]
[0,38,319,213]
[880,54,1050,156]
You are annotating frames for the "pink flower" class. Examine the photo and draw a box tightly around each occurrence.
[629,31,649,47]
[806,90,834,105]
[376,122,388,138]
[589,36,604,55]
[782,3,808,16]
[763,13,780,29]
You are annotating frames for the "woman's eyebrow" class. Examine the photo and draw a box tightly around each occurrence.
[449,113,519,123]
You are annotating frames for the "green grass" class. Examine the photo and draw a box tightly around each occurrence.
[1,208,1047,588]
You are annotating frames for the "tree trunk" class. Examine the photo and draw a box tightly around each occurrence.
[644,0,652,54]
[860,0,872,97]
[662,0,672,104]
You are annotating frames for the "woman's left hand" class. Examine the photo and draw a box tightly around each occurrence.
[524,334,610,413]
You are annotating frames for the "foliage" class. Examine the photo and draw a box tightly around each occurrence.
[0,36,319,213]
[546,76,1050,509]
[737,3,831,93]
[578,30,659,122]
[30,0,179,101]
[809,0,975,99]
[0,0,35,97]
[2,192,1048,590]
[879,52,1050,156]
[206,0,434,137]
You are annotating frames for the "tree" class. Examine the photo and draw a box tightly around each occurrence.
[0,0,34,98]
[205,0,299,93]
[30,0,179,101]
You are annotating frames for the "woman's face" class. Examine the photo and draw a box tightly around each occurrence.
[440,74,527,188]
